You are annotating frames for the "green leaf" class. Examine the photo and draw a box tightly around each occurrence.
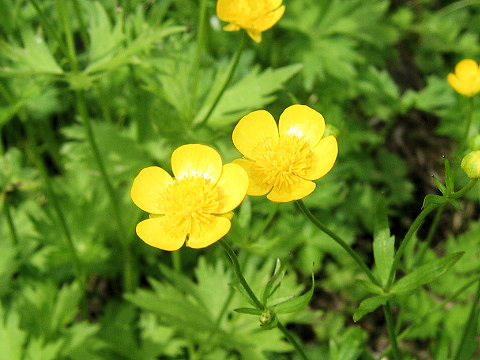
[373,196,394,286]
[433,176,447,195]
[0,306,26,360]
[0,30,63,75]
[353,295,390,322]
[422,194,447,209]
[391,252,464,295]
[355,279,383,295]
[271,274,314,314]
[447,198,462,211]
[262,259,286,304]
[234,308,263,316]
[194,64,302,127]
[444,158,454,194]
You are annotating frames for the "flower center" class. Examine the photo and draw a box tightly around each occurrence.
[253,135,313,189]
[162,177,219,233]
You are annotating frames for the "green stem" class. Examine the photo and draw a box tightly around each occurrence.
[219,239,311,360]
[454,279,480,360]
[461,97,474,150]
[75,93,135,292]
[384,302,402,360]
[57,0,78,72]
[195,33,246,127]
[219,239,263,309]
[171,251,182,273]
[59,0,134,292]
[27,0,69,57]
[414,204,446,268]
[2,196,19,245]
[296,200,381,287]
[189,0,208,121]
[276,320,310,360]
[380,273,480,358]
[386,204,437,290]
[72,0,89,48]
[451,179,478,199]
[386,178,478,290]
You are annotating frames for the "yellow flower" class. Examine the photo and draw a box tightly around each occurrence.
[447,59,480,97]
[216,0,285,43]
[131,144,248,251]
[232,105,338,203]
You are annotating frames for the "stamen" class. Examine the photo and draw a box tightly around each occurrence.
[253,135,313,189]
[160,177,220,234]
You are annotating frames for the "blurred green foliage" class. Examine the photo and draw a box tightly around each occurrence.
[1,0,480,359]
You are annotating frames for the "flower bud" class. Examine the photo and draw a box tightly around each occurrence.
[461,151,480,178]
[470,135,480,150]
[259,309,277,329]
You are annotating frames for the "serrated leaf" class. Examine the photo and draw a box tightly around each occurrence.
[0,30,63,75]
[353,295,390,322]
[194,64,302,127]
[0,306,26,360]
[271,274,314,314]
[373,196,394,286]
[234,308,263,315]
[391,252,464,295]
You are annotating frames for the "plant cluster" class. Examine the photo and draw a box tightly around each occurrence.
[1,0,480,359]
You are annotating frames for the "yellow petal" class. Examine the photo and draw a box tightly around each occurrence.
[171,144,223,183]
[186,215,231,249]
[216,0,240,22]
[303,136,338,180]
[233,158,272,196]
[455,59,479,79]
[232,110,278,159]
[278,105,325,147]
[131,166,173,214]
[224,23,240,31]
[136,217,186,251]
[266,176,316,202]
[247,29,262,42]
[448,73,475,97]
[215,163,249,213]
[252,5,285,32]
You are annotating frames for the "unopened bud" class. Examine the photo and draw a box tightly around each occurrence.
[461,151,480,178]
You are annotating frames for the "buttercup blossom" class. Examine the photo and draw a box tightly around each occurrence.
[131,144,248,251]
[216,0,285,43]
[447,59,480,97]
[232,105,338,203]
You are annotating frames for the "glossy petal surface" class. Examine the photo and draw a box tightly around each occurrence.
[136,217,186,251]
[131,166,172,214]
[171,144,223,183]
[187,216,231,249]
[267,176,316,203]
[215,163,249,213]
[279,105,325,147]
[303,136,338,180]
[232,110,278,159]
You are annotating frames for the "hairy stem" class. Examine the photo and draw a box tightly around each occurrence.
[219,239,311,360]
[384,302,402,360]
[296,200,381,287]
[195,33,246,127]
